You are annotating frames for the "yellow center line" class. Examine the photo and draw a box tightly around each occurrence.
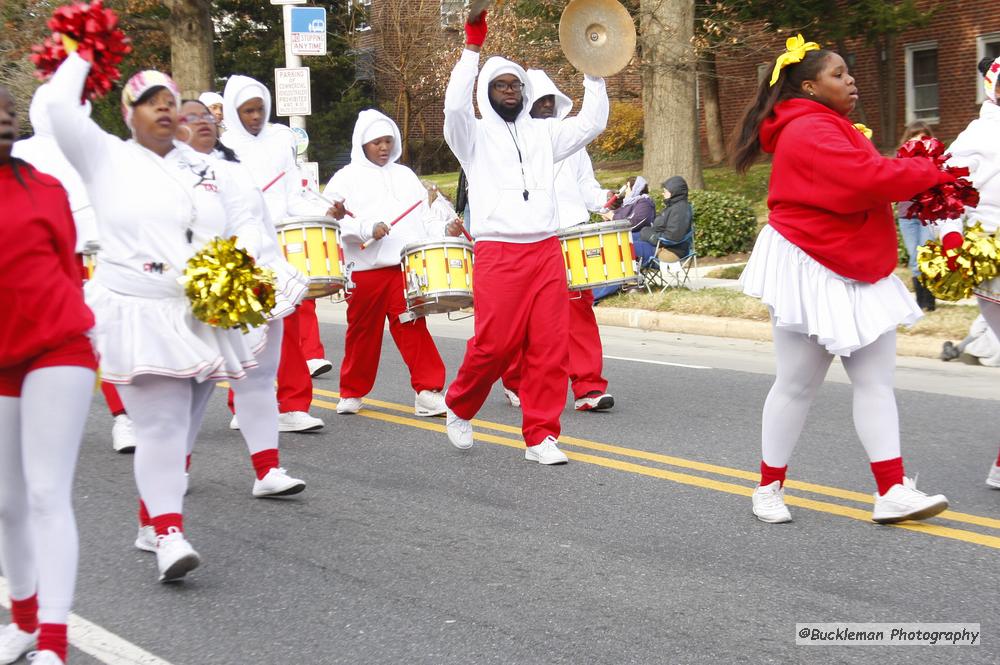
[309,387,1000,532]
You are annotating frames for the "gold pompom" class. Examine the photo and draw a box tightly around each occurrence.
[180,236,276,332]
[917,222,1000,301]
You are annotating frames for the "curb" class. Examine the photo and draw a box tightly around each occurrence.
[593,307,946,359]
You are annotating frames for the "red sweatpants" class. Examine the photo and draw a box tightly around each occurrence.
[298,299,326,360]
[502,289,608,400]
[446,238,569,446]
[277,307,313,413]
[340,267,445,398]
[102,381,126,415]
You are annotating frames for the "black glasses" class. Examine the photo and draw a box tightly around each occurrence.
[492,81,523,93]
[179,112,216,125]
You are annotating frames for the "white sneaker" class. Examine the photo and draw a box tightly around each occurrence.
[752,481,792,523]
[112,414,136,453]
[277,411,324,432]
[987,463,1000,489]
[503,388,521,408]
[414,390,447,417]
[134,525,157,553]
[229,415,239,430]
[336,397,363,414]
[155,527,201,583]
[446,408,473,450]
[252,467,306,498]
[574,391,615,412]
[25,651,61,665]
[524,436,568,465]
[0,623,38,664]
[307,358,333,378]
[872,476,949,524]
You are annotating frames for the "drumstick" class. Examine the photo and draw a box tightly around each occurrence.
[306,188,355,218]
[360,199,425,249]
[262,170,286,192]
[454,218,473,242]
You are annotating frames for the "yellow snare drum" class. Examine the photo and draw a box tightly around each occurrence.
[81,249,98,282]
[557,220,638,291]
[275,216,346,298]
[401,238,474,318]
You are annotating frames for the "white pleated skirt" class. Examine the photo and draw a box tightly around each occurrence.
[740,225,922,356]
[86,281,265,384]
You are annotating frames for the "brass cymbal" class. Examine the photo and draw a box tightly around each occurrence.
[468,0,493,22]
[559,0,637,77]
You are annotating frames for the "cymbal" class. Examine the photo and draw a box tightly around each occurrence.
[559,0,637,77]
[468,0,492,22]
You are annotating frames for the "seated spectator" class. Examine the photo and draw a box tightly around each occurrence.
[602,175,657,264]
[641,175,692,262]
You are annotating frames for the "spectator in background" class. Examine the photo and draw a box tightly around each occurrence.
[641,175,693,262]
[897,121,936,311]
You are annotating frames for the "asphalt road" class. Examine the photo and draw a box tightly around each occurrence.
[12,309,1000,664]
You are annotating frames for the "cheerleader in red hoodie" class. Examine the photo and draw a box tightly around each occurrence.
[733,37,954,525]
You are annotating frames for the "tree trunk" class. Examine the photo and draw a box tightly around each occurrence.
[640,0,703,189]
[167,0,214,98]
[699,53,725,165]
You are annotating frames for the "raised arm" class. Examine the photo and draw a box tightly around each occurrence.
[443,49,481,165]
[550,75,609,163]
[45,53,116,182]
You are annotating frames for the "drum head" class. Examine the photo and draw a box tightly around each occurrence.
[276,215,342,231]
[557,219,633,238]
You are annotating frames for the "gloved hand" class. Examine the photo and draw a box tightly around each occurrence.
[465,11,488,46]
[941,231,964,271]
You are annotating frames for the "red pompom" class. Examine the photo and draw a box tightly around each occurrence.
[896,137,981,225]
[30,0,132,101]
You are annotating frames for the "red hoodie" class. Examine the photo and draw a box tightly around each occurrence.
[0,162,94,366]
[761,98,944,283]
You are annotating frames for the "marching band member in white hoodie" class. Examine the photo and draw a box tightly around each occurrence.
[500,69,615,413]
[325,110,456,416]
[13,85,138,454]
[442,13,608,462]
[938,56,1000,489]
[221,75,327,434]
[47,52,265,584]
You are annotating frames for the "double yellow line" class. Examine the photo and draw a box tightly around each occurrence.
[304,387,1000,550]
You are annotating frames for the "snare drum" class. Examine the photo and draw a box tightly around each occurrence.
[81,249,98,282]
[400,238,474,317]
[557,220,638,291]
[275,216,346,298]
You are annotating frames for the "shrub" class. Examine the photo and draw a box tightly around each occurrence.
[689,190,758,257]
[591,101,643,160]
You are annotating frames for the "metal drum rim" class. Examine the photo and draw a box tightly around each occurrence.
[556,220,634,238]
[275,216,343,230]
[400,238,475,254]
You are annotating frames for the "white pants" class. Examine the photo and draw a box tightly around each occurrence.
[0,366,94,624]
[227,320,283,458]
[762,327,901,468]
[118,376,215,519]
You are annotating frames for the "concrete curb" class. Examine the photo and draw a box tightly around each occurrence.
[593,307,946,359]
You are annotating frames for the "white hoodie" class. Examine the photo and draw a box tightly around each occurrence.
[13,84,98,252]
[937,102,1000,238]
[443,50,608,243]
[324,110,447,272]
[525,69,609,229]
[220,75,319,223]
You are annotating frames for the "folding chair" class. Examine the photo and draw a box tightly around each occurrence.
[656,226,697,289]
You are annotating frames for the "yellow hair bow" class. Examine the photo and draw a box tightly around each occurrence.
[854,123,873,140]
[769,34,821,87]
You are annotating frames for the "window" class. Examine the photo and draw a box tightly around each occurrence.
[977,33,1000,103]
[441,0,468,29]
[350,0,372,32]
[905,43,939,123]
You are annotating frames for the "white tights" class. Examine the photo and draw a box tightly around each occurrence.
[221,320,283,458]
[761,327,902,468]
[117,375,215,519]
[0,366,94,623]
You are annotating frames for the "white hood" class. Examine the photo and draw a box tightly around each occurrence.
[526,69,572,120]
[476,56,533,125]
[221,75,271,143]
[349,109,403,166]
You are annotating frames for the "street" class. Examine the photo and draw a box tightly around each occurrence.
[6,305,999,664]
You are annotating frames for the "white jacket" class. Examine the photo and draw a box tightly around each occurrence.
[939,102,1000,237]
[13,84,98,252]
[220,75,320,223]
[443,50,608,243]
[525,69,609,229]
[324,110,446,272]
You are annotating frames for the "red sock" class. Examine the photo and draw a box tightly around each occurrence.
[138,500,151,527]
[10,594,38,633]
[185,454,192,472]
[251,448,280,480]
[38,623,67,662]
[870,457,905,496]
[995,446,1000,466]
[760,461,787,488]
[150,513,183,536]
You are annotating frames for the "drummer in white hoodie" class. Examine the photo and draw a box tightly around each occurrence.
[442,12,608,463]
[221,75,327,434]
[499,69,616,414]
[325,110,458,416]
